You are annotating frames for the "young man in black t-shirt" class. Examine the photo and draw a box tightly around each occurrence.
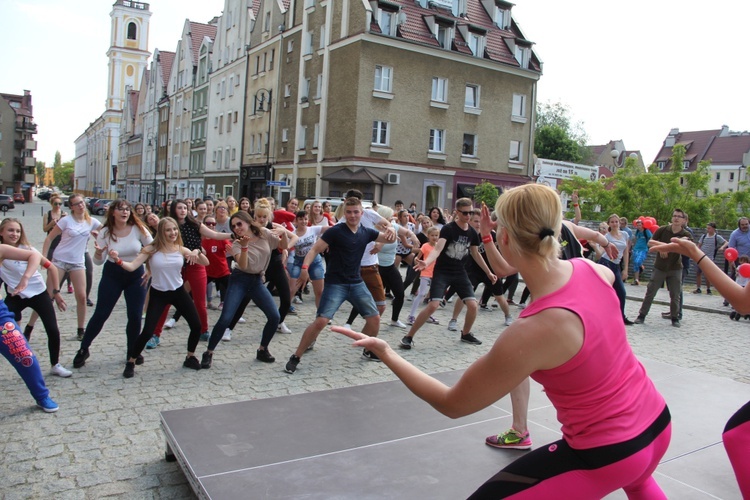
[400,198,496,348]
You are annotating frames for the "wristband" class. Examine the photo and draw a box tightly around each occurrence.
[301,264,309,270]
[240,247,249,252]
[116,259,123,266]
[603,240,610,247]
[42,261,51,269]
[481,235,493,244]
[52,289,60,295]
[572,203,579,207]
[696,254,707,266]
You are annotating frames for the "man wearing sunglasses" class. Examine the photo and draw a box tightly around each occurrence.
[401,198,496,348]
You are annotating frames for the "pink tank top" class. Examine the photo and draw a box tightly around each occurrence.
[520,259,665,449]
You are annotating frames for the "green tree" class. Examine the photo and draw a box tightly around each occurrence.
[54,160,75,190]
[535,101,591,164]
[36,160,46,186]
[53,150,62,169]
[472,180,500,209]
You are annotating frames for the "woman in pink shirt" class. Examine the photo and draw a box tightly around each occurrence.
[335,184,671,498]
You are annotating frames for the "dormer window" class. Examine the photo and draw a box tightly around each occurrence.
[495,7,509,29]
[467,32,484,57]
[682,160,690,170]
[514,44,530,69]
[378,8,397,36]
[437,24,453,49]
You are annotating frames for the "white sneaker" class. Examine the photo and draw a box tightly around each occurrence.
[406,295,414,302]
[504,316,514,327]
[222,328,232,342]
[278,322,292,334]
[390,319,407,328]
[51,363,72,378]
[343,323,352,330]
[238,317,246,324]
[164,318,176,329]
[447,319,458,331]
[293,296,303,304]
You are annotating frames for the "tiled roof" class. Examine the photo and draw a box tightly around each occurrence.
[189,22,217,67]
[158,50,176,90]
[652,129,721,171]
[703,134,750,165]
[251,0,262,20]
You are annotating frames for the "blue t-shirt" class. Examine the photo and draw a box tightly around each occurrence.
[321,223,380,284]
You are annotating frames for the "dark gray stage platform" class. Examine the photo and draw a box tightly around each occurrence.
[161,359,749,499]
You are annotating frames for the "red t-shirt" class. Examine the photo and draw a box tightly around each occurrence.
[201,238,232,278]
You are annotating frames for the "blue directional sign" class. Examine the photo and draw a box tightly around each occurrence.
[267,181,287,186]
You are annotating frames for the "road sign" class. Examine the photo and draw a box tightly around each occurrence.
[267,181,286,187]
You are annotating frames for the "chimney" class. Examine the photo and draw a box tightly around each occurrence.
[720,124,729,137]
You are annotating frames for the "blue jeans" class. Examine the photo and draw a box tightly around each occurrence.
[0,300,49,403]
[317,281,379,319]
[599,258,627,320]
[208,270,280,351]
[82,262,148,355]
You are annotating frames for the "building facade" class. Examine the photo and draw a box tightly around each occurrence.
[0,90,37,197]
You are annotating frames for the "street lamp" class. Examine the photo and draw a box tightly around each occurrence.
[147,132,159,207]
[611,149,638,168]
[253,88,273,195]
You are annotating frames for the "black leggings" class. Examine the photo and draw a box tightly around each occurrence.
[5,291,62,366]
[265,257,291,322]
[207,275,230,302]
[132,285,202,359]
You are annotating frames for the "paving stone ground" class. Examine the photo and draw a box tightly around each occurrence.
[0,201,747,498]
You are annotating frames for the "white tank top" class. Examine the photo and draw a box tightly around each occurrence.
[149,250,184,292]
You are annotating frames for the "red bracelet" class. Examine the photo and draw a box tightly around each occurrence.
[240,247,249,252]
[42,261,51,269]
[481,235,493,244]
[116,259,123,266]
[572,203,579,207]
[301,264,309,270]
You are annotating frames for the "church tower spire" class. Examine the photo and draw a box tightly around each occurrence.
[106,0,152,111]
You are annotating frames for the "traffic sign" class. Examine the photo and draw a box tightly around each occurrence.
[267,181,286,186]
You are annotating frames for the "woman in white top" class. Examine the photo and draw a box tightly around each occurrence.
[110,217,208,378]
[0,219,70,377]
[73,199,154,370]
[598,214,632,325]
[42,193,101,340]
[288,210,328,309]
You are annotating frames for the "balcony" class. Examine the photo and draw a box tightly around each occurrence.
[15,157,36,167]
[14,139,37,151]
[15,121,37,133]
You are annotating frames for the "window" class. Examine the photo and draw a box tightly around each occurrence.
[301,78,311,101]
[715,172,721,181]
[288,40,294,53]
[514,45,530,69]
[234,111,238,123]
[264,11,271,32]
[227,114,232,133]
[256,134,263,154]
[437,25,451,49]
[282,128,289,142]
[313,123,320,149]
[510,140,522,162]
[249,135,255,153]
[374,65,393,92]
[269,49,275,70]
[657,161,666,170]
[379,9,397,36]
[231,148,236,161]
[298,126,307,150]
[320,26,326,49]
[495,7,509,29]
[512,94,527,118]
[225,148,231,169]
[465,84,479,108]
[682,160,690,170]
[429,129,445,153]
[218,114,224,133]
[372,121,389,146]
[220,79,226,99]
[304,31,314,55]
[217,149,223,166]
[730,172,735,181]
[467,32,483,57]
[462,134,477,157]
[431,77,447,102]
[127,22,137,40]
[714,188,720,194]
[316,74,323,99]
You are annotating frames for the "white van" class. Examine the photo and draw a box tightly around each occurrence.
[303,197,373,211]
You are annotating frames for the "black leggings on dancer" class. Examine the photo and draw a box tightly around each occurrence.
[4,291,61,366]
[131,286,202,358]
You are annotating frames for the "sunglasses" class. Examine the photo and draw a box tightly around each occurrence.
[204,222,216,226]
[458,210,475,216]
[53,203,62,206]
[231,222,244,229]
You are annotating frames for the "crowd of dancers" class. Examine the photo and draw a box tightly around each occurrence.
[1,186,747,498]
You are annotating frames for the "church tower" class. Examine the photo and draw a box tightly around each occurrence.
[106,0,152,111]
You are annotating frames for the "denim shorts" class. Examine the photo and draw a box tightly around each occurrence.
[429,270,476,302]
[52,259,86,272]
[287,254,325,280]
[316,281,379,319]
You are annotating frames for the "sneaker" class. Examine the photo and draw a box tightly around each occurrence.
[460,332,482,345]
[285,354,301,373]
[238,317,247,324]
[491,302,499,308]
[407,316,416,326]
[439,299,447,308]
[479,303,491,311]
[304,284,311,295]
[86,299,94,307]
[485,428,532,450]
[293,296,303,304]
[123,361,135,378]
[447,297,453,303]
[706,289,712,295]
[76,329,84,341]
[624,318,635,326]
[207,302,218,310]
[692,288,702,294]
[407,295,414,302]
[661,312,672,319]
[399,336,413,349]
[385,292,394,299]
[672,319,681,328]
[183,356,201,370]
[507,299,517,306]
[73,348,90,368]
[201,351,213,369]
[146,335,160,349]
[288,306,298,315]
[504,316,514,327]
[278,322,292,334]
[222,329,232,342]
[23,324,33,338]
[517,303,527,310]
[426,316,440,325]
[51,363,72,378]
[36,396,59,413]
[67,284,73,294]
[634,316,645,324]
[447,319,458,332]
[734,312,742,322]
[730,311,737,320]
[164,318,176,329]
[390,319,407,329]
[344,323,352,330]
[135,355,144,366]
[256,348,275,363]
[362,349,381,361]
[199,332,210,341]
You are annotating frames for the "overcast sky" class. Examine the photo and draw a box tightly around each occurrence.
[2,0,748,168]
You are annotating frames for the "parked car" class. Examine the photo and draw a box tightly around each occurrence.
[37,190,52,201]
[0,194,15,212]
[87,198,100,212]
[13,193,25,204]
[91,198,115,215]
